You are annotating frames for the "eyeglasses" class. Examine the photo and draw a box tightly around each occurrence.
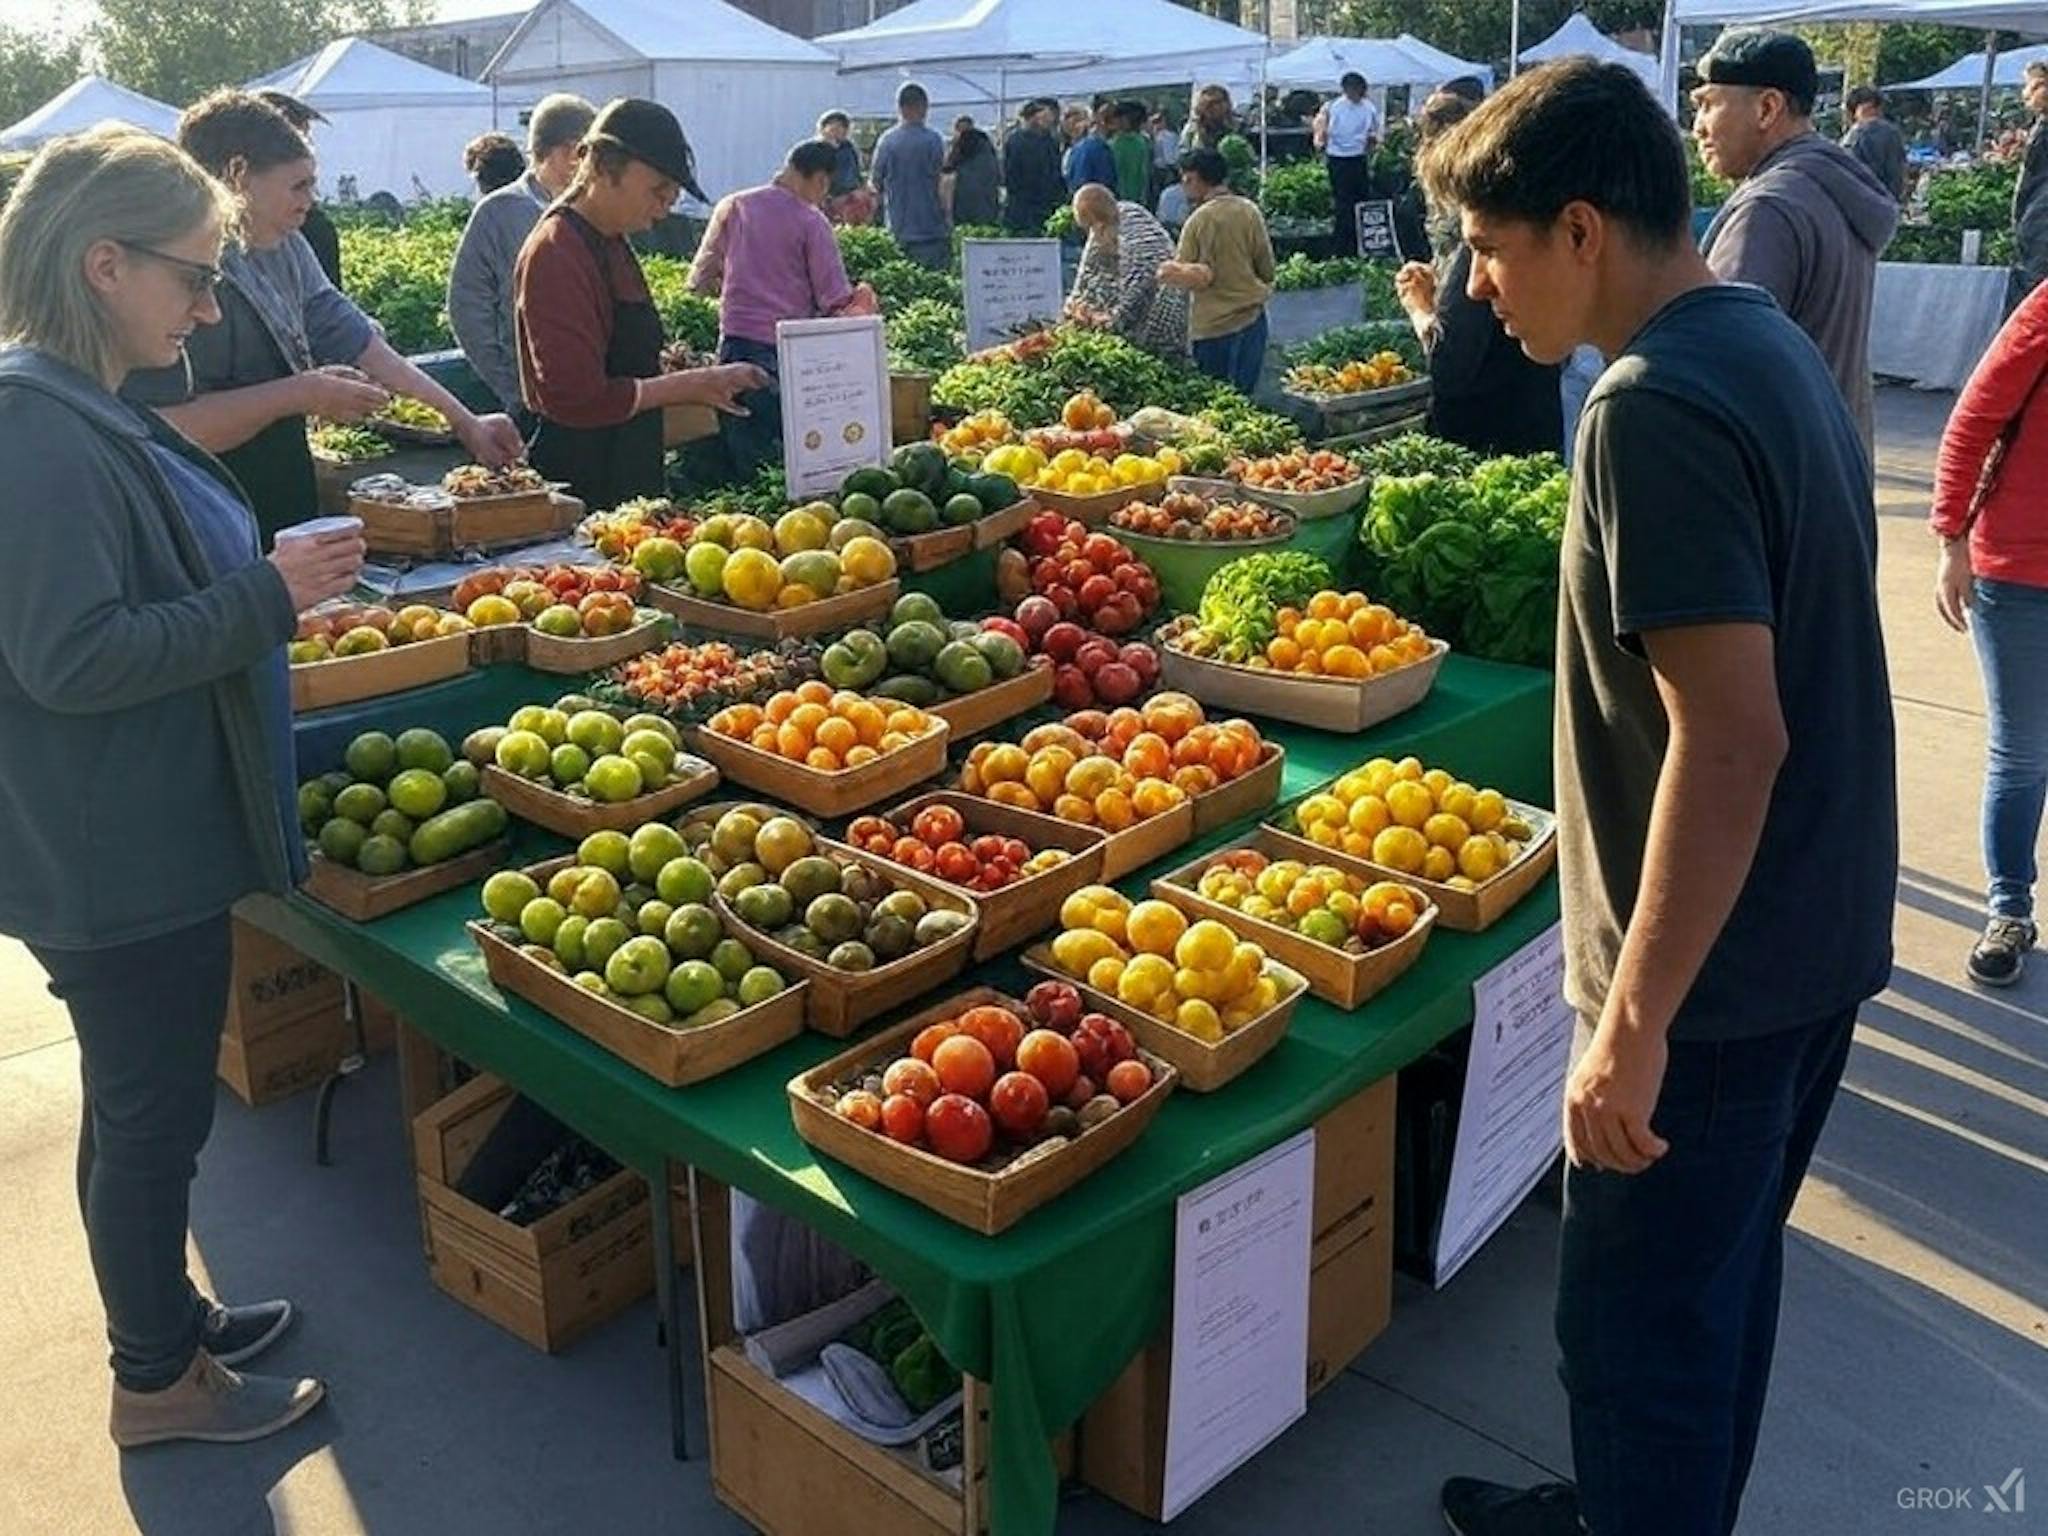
[117,242,224,299]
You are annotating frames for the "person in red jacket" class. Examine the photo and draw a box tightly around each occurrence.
[1932,279,2048,984]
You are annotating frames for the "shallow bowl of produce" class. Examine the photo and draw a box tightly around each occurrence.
[480,754,719,838]
[1159,635,1449,734]
[1117,522,1296,617]
[1281,376,1432,416]
[686,718,949,819]
[1236,477,1373,522]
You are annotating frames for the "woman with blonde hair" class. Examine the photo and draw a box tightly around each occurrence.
[0,125,358,1445]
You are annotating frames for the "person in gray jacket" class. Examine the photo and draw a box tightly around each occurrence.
[1693,29,1899,458]
[449,93,596,422]
[0,126,363,1448]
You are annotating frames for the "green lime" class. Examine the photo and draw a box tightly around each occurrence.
[355,834,408,877]
[710,938,754,983]
[344,731,397,785]
[317,817,367,865]
[394,728,453,774]
[519,896,567,946]
[482,871,540,924]
[333,782,386,826]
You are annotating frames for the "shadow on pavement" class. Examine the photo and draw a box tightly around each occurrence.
[118,1418,333,1536]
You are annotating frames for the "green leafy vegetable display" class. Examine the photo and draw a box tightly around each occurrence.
[885,298,966,375]
[339,223,459,352]
[1259,159,1333,222]
[1196,550,1334,661]
[1284,320,1425,374]
[841,1299,960,1417]
[308,423,393,462]
[641,256,720,353]
[1353,433,1479,481]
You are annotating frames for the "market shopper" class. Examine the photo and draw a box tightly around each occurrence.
[1841,85,1906,200]
[2010,62,2048,302]
[1149,110,1180,203]
[1111,101,1153,206]
[516,98,764,511]
[252,89,341,291]
[871,83,951,269]
[1181,84,1236,154]
[1067,184,1188,359]
[449,93,597,423]
[1418,58,1895,1536]
[1159,147,1274,395]
[817,110,874,226]
[1064,102,1118,196]
[125,91,523,544]
[1694,28,1898,458]
[942,117,1002,228]
[1002,99,1064,234]
[1314,71,1381,257]
[1930,282,2048,985]
[688,140,878,479]
[463,132,526,197]
[0,125,360,1448]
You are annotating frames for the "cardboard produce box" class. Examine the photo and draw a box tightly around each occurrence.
[217,918,391,1107]
[223,915,342,1041]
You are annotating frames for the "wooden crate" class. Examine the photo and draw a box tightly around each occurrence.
[1028,480,1163,527]
[300,839,510,923]
[1189,742,1286,837]
[787,988,1176,1234]
[414,1073,652,1353]
[1098,798,1195,883]
[467,622,530,667]
[687,722,947,820]
[971,498,1035,550]
[891,522,976,574]
[479,756,718,838]
[1158,639,1448,734]
[218,987,398,1108]
[891,371,933,445]
[927,664,1053,745]
[290,631,471,713]
[354,489,564,559]
[224,913,342,1041]
[1150,831,1438,1010]
[1080,1074,1395,1518]
[522,614,668,675]
[648,579,897,642]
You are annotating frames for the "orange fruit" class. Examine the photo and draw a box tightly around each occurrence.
[982,744,1030,784]
[879,731,910,752]
[806,746,841,771]
[1341,591,1368,615]
[847,700,886,746]
[1132,780,1174,818]
[722,702,765,736]
[1053,792,1096,824]
[815,716,858,757]
[1307,590,1342,620]
[844,744,878,768]
[775,722,810,759]
[1094,788,1135,830]
[794,679,833,706]
[1323,644,1369,679]
[789,701,829,738]
[1124,731,1172,781]
[1267,636,1301,670]
[1173,725,1217,768]
[886,708,926,738]
[1067,755,1119,800]
[1275,606,1300,636]
[987,781,1042,811]
[1026,748,1075,804]
[1173,764,1218,797]
[764,691,798,724]
[749,724,780,752]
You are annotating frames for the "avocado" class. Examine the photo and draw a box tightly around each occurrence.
[890,441,948,495]
[843,466,899,500]
[873,673,943,706]
[968,472,1019,512]
[881,488,938,535]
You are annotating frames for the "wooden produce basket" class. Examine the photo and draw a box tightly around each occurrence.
[891,522,975,574]
[787,988,1175,1234]
[1029,480,1164,527]
[1150,829,1438,1009]
[649,579,897,642]
[686,720,947,819]
[467,621,530,667]
[1020,945,1305,1092]
[479,756,718,838]
[312,452,379,516]
[928,663,1054,743]
[353,488,566,559]
[891,371,932,445]
[522,613,668,675]
[871,791,1106,961]
[972,498,1036,550]
[1160,638,1448,734]
[289,630,471,713]
[1263,801,1558,933]
[1190,742,1286,837]
[715,845,977,1037]
[301,838,510,923]
[1098,798,1196,883]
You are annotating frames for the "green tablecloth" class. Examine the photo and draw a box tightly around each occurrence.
[261,653,1555,1536]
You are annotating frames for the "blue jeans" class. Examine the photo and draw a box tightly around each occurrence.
[1972,576,2048,918]
[1192,310,1269,396]
[1557,1009,1856,1536]
[716,335,783,485]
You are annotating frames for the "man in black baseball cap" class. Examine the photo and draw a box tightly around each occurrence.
[1693,27,1897,459]
[583,96,709,204]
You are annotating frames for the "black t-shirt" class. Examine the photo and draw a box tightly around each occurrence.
[1557,283,1896,1041]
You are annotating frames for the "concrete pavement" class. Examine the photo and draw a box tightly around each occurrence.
[0,385,2039,1535]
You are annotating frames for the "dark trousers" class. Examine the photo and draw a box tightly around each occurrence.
[1558,1008,1858,1536]
[900,237,952,271]
[1329,154,1372,257]
[716,335,784,485]
[32,914,234,1391]
[1191,310,1269,397]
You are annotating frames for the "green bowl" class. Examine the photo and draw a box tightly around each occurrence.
[1120,524,1295,614]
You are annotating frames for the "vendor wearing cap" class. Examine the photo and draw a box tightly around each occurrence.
[514,98,764,511]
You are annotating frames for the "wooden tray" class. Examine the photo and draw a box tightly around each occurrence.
[929,662,1054,743]
[1028,480,1163,527]
[479,756,718,837]
[849,790,1108,962]
[353,489,565,559]
[715,844,978,1037]
[1262,800,1558,933]
[301,838,509,922]
[523,613,669,675]
[1150,828,1438,1009]
[1098,797,1196,883]
[1190,742,1286,837]
[467,622,529,666]
[649,579,897,642]
[1020,944,1304,1092]
[787,987,1175,1234]
[891,522,975,574]
[972,498,1036,550]
[1161,638,1447,734]
[686,721,948,819]
[469,919,805,1088]
[1282,376,1432,414]
[290,629,471,713]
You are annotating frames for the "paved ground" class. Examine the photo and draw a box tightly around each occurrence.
[0,386,2041,1536]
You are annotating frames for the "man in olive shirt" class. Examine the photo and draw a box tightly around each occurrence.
[1158,147,1274,394]
[1416,59,1895,1536]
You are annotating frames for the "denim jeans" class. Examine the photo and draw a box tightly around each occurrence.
[1557,1008,1857,1536]
[31,914,234,1391]
[716,335,784,486]
[1971,576,2048,918]
[1191,309,1269,396]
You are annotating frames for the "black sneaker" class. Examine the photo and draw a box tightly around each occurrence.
[1968,917,2037,988]
[1442,1476,1584,1536]
[201,1299,294,1368]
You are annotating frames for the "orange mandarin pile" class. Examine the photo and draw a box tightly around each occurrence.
[706,680,937,772]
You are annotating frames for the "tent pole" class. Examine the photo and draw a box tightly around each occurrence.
[1979,30,1997,152]
[1510,0,1522,79]
[1259,31,1271,185]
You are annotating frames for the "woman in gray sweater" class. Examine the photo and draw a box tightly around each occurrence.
[0,126,362,1448]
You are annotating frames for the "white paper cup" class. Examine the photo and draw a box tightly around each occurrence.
[274,515,365,545]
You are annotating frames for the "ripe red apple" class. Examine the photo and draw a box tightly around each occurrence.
[981,615,1030,649]
[1074,637,1118,677]
[1093,662,1141,705]
[1013,595,1059,640]
[1052,664,1095,710]
[1041,621,1088,662]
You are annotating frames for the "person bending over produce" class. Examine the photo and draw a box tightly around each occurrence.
[124,91,524,544]
[1066,184,1187,360]
[1159,148,1274,395]
[515,98,764,511]
[0,126,363,1450]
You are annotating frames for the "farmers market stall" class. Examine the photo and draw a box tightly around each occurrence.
[1869,260,2010,389]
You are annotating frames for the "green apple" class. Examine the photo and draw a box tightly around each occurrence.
[621,729,676,774]
[710,938,754,983]
[664,958,723,1016]
[655,855,714,907]
[736,965,785,1007]
[482,871,539,924]
[604,934,672,996]
[494,729,552,780]
[628,822,688,883]
[637,899,674,938]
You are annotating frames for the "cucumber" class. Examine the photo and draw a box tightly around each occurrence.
[408,798,506,867]
[872,674,943,706]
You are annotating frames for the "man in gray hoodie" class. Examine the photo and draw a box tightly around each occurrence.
[1694,30,1898,457]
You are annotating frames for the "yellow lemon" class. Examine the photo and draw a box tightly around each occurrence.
[1385,780,1434,830]
[1440,784,1478,824]
[1347,794,1391,838]
[838,536,897,587]
[1175,997,1224,1042]
[1087,955,1126,993]
[1118,952,1176,1005]
[720,547,783,610]
[1469,789,1508,832]
[1051,927,1119,977]
[1371,825,1430,875]
[1175,918,1238,973]
[1126,900,1189,958]
[1059,890,1099,931]
[1175,966,1221,1003]
[1393,756,1425,782]
[1458,837,1502,882]
[1423,812,1472,850]
[1422,768,1454,799]
[1422,845,1458,883]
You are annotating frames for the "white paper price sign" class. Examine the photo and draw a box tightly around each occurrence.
[961,238,1064,352]
[775,315,890,498]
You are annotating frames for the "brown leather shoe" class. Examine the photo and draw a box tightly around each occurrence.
[110,1350,324,1448]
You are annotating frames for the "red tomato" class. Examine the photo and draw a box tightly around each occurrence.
[932,1034,996,1099]
[1002,838,1031,867]
[882,1056,941,1107]
[970,834,1007,864]
[1015,1029,1080,1099]
[924,1095,993,1163]
[910,1021,959,1064]
[989,1072,1050,1139]
[880,1093,925,1144]
[848,815,896,847]
[836,1090,882,1131]
[913,804,966,848]
[955,1005,1024,1070]
[892,836,936,872]
[934,842,979,884]
[983,858,1016,888]
[1106,1059,1152,1104]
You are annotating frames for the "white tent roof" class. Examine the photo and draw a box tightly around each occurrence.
[1896,40,2048,88]
[0,74,181,150]
[1394,33,1495,87]
[1521,13,1661,85]
[1672,0,2048,22]
[485,0,834,68]
[1264,35,1475,90]
[252,37,493,108]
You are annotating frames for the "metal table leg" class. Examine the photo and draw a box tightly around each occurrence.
[313,977,368,1166]
[651,1168,690,1461]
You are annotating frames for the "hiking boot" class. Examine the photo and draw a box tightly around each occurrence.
[1442,1476,1584,1536]
[1968,916,2037,988]
[201,1298,293,1368]
[110,1350,324,1448]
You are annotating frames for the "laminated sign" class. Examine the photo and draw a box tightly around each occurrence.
[776,315,890,497]
[1355,199,1399,263]
[962,238,1064,351]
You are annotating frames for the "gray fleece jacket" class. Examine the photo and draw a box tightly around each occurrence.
[1702,132,1898,457]
[449,173,550,413]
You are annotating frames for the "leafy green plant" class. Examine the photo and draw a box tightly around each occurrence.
[1219,133,1260,200]
[339,223,459,352]
[1285,321,1425,373]
[866,259,962,310]
[885,299,965,374]
[1923,159,2018,231]
[1685,136,1733,211]
[1197,551,1334,659]
[641,256,719,353]
[835,225,908,281]
[1259,159,1334,222]
[1044,204,1079,240]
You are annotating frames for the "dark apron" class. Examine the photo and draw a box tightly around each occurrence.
[528,207,667,513]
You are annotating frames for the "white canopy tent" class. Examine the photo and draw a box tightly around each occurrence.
[252,39,498,200]
[1394,33,1496,88]
[1520,12,1663,85]
[1897,40,2048,89]
[1261,35,1490,91]
[482,0,839,201]
[0,75,180,151]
